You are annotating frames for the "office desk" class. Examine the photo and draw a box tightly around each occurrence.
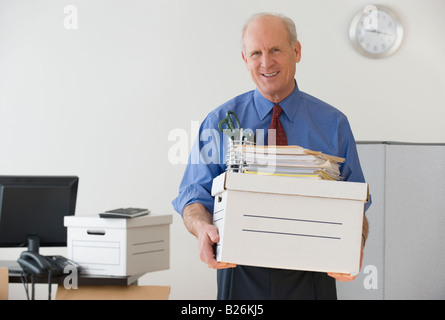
[1,260,141,286]
[1,260,169,300]
[0,267,7,300]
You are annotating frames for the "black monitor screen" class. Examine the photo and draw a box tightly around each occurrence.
[0,176,78,248]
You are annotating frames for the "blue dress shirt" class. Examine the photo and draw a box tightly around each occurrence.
[172,81,369,216]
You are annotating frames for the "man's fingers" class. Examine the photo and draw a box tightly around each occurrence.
[207,262,237,269]
[327,272,357,282]
[202,245,236,269]
[206,225,220,244]
[198,224,220,266]
[199,225,236,269]
[201,238,216,261]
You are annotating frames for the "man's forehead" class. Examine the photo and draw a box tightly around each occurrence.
[245,16,286,34]
[243,17,289,48]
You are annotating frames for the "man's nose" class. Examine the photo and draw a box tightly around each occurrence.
[260,52,274,68]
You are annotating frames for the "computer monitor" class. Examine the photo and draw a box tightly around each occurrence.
[0,176,79,253]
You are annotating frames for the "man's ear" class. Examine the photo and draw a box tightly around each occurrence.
[294,41,302,63]
[241,51,249,70]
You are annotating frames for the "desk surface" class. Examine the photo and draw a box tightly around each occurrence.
[1,260,141,286]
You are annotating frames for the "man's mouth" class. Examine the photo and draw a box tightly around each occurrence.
[262,71,279,78]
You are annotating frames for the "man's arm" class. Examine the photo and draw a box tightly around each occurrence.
[328,213,368,281]
[183,202,236,269]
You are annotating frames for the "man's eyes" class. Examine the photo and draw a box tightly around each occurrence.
[250,49,280,57]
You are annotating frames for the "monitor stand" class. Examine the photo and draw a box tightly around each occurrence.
[26,235,40,254]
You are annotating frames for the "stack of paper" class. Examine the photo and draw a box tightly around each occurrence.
[233,145,345,180]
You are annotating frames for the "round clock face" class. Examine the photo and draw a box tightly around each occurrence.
[349,5,403,58]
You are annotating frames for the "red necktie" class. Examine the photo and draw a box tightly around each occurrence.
[268,104,288,146]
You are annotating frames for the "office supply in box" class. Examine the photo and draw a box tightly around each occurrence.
[212,171,368,275]
[64,213,172,276]
[217,110,255,173]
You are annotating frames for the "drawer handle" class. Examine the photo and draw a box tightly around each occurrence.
[87,229,106,236]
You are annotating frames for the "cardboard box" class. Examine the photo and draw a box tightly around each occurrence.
[212,172,368,275]
[64,214,172,276]
[56,285,170,300]
[0,268,8,300]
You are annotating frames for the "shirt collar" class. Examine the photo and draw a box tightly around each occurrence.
[254,80,301,122]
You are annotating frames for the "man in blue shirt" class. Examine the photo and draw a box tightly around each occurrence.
[172,13,369,299]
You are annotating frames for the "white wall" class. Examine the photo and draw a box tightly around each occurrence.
[0,0,444,299]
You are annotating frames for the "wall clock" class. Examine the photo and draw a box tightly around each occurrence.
[349,5,403,58]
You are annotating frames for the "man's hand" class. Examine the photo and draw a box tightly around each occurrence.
[183,203,236,270]
[197,223,237,269]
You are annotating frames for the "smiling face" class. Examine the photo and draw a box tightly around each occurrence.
[242,15,301,103]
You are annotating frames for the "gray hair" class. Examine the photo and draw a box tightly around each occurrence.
[241,12,298,52]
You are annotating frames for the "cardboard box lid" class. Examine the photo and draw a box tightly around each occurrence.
[211,171,368,202]
[64,213,172,229]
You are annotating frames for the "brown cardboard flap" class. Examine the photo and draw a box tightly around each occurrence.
[56,285,170,300]
[0,268,8,300]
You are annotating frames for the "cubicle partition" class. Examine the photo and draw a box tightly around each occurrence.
[337,142,445,299]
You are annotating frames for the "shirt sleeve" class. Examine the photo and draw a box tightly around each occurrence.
[338,116,372,212]
[172,114,225,216]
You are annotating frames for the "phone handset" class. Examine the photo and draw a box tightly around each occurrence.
[17,251,52,276]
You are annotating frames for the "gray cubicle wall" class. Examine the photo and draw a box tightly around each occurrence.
[337,142,445,300]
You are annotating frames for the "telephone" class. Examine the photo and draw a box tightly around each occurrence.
[17,251,81,277]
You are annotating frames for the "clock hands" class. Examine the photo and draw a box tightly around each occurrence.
[364,28,393,36]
